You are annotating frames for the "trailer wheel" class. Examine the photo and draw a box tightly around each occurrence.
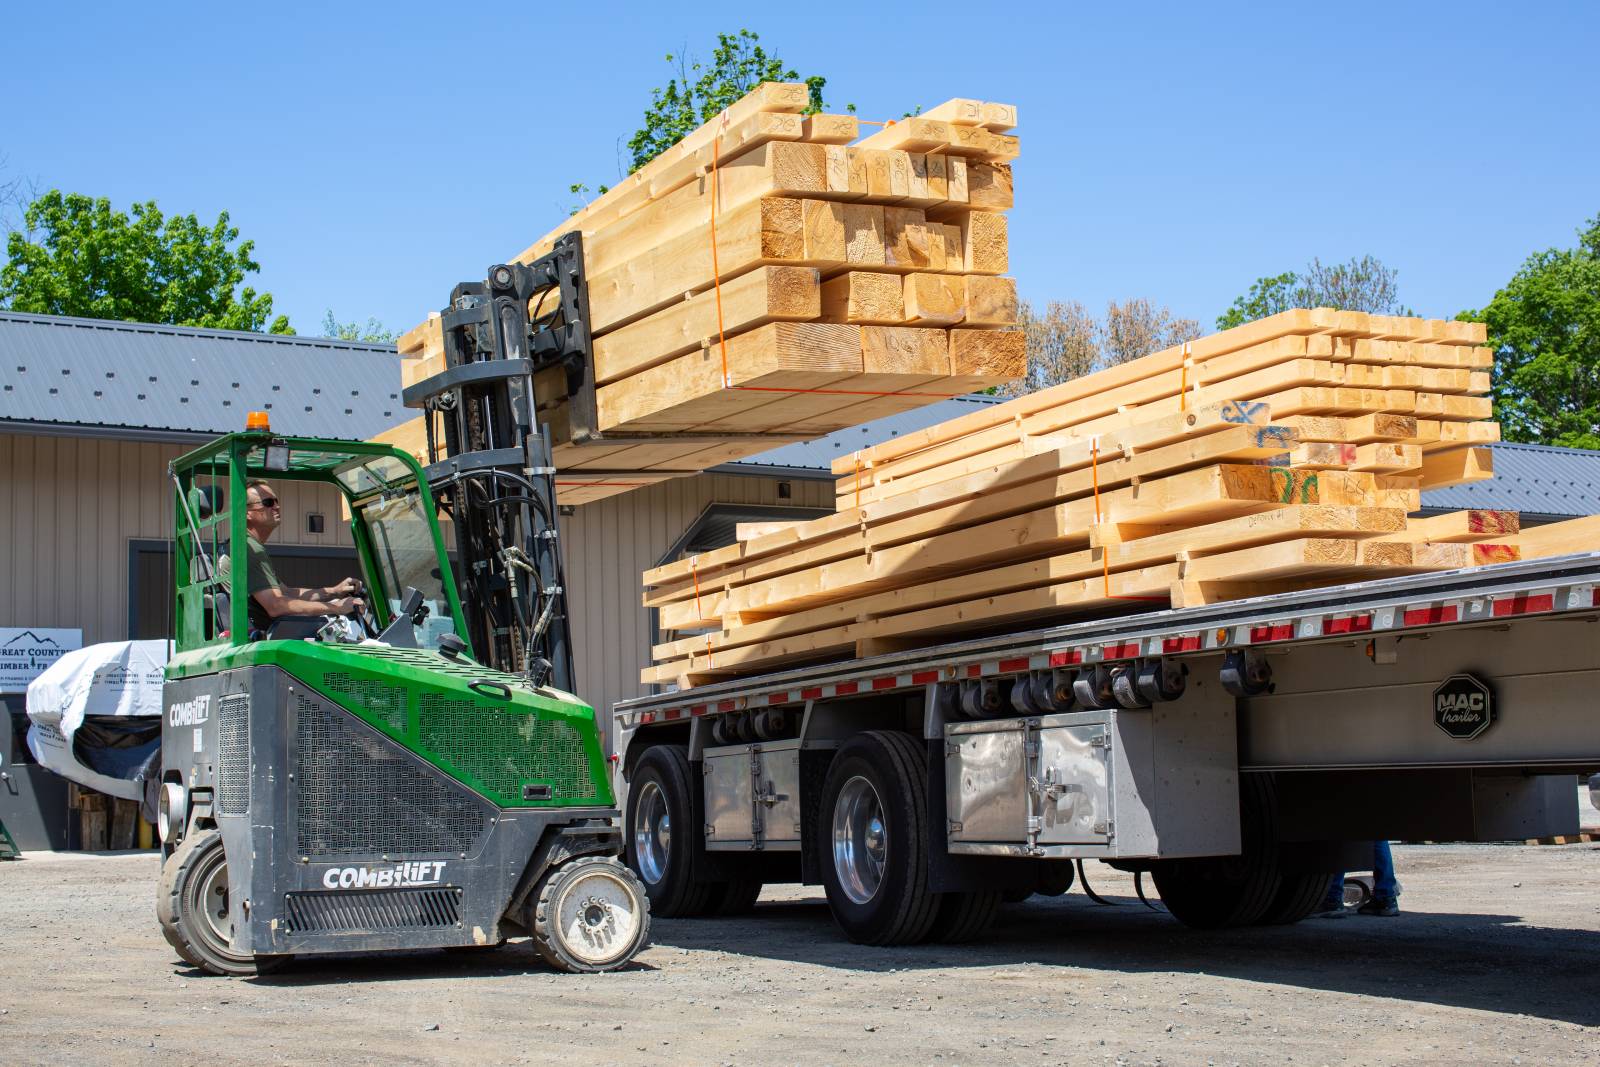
[625,744,744,917]
[705,879,763,916]
[928,890,1002,942]
[530,855,651,973]
[1150,774,1282,929]
[156,829,288,977]
[1257,871,1334,925]
[817,731,939,946]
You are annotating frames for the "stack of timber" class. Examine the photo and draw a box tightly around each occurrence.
[640,308,1594,687]
[376,85,1026,505]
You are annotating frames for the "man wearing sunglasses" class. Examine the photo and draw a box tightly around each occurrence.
[231,479,367,634]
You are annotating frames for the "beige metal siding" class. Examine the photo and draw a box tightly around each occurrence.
[559,472,833,720]
[1,431,829,719]
[0,432,354,644]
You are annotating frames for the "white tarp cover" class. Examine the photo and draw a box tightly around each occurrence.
[25,640,169,801]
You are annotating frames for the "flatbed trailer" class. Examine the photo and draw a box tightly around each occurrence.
[612,553,1600,942]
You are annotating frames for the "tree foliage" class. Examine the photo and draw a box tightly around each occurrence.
[320,310,395,344]
[1217,255,1410,330]
[626,30,827,173]
[1462,213,1600,449]
[0,190,291,333]
[1003,298,1201,396]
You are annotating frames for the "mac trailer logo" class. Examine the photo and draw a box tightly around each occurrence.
[1433,674,1494,740]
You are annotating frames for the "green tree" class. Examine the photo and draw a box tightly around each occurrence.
[0,190,291,333]
[1461,213,1600,448]
[1217,256,1411,331]
[626,30,827,173]
[320,309,396,344]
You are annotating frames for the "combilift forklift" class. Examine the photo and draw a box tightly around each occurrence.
[156,237,654,975]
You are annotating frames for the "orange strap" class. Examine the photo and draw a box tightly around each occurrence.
[1090,437,1167,603]
[705,116,956,402]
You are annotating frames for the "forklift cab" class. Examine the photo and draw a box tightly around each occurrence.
[170,428,467,655]
[156,421,646,978]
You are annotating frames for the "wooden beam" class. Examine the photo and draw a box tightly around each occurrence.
[592,266,821,384]
[1506,515,1600,559]
[820,271,906,324]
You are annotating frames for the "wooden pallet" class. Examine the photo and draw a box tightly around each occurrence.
[376,86,1027,505]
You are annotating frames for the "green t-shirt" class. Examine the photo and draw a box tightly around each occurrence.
[218,535,282,632]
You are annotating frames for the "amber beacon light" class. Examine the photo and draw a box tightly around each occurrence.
[245,410,271,431]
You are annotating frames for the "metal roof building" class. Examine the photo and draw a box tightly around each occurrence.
[0,310,405,442]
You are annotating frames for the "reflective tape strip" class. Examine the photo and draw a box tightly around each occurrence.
[1323,614,1373,635]
[1163,635,1202,654]
[1402,605,1458,626]
[1105,642,1141,660]
[801,687,822,700]
[871,676,896,690]
[999,657,1030,673]
[1249,624,1294,643]
[1049,650,1083,667]
[1492,593,1555,618]
[912,670,939,685]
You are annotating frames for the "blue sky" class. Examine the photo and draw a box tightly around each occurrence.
[4,2,1596,338]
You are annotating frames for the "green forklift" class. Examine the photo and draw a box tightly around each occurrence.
[156,237,654,975]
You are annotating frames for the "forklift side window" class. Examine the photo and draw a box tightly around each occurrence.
[360,491,459,651]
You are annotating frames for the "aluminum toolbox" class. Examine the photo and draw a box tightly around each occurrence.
[703,739,805,851]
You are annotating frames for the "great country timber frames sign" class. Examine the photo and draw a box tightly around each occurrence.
[0,628,83,694]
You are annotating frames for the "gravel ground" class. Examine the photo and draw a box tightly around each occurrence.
[0,843,1596,1067]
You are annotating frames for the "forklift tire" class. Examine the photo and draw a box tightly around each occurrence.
[1149,774,1282,930]
[530,855,651,973]
[816,731,939,946]
[1000,888,1033,904]
[927,890,1002,942]
[157,829,289,977]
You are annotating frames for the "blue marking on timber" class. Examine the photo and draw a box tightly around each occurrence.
[1220,400,1270,424]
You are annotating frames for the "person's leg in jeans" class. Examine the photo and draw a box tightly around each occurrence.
[1360,840,1400,915]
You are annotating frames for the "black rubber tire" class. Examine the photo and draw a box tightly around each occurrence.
[1036,861,1077,897]
[157,829,288,976]
[704,879,764,916]
[928,890,1002,942]
[1000,888,1033,904]
[1258,870,1336,925]
[625,745,718,917]
[816,731,939,946]
[530,855,651,974]
[1151,774,1283,930]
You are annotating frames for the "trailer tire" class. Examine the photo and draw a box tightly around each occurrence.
[817,731,939,946]
[1150,774,1282,929]
[625,745,719,917]
[157,828,288,976]
[928,890,1002,942]
[1257,871,1333,925]
[705,879,763,916]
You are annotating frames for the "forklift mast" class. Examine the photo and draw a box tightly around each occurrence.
[401,234,600,692]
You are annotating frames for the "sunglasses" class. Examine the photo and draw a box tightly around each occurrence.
[250,496,280,509]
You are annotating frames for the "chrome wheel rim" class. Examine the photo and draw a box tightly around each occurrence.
[553,867,643,967]
[832,775,887,905]
[634,781,671,885]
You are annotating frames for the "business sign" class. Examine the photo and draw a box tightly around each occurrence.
[0,628,83,694]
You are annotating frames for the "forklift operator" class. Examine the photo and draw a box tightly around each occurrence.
[235,479,366,633]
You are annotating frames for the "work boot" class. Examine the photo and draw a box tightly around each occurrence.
[1313,900,1348,919]
[1358,897,1399,917]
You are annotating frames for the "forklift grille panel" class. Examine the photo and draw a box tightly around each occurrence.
[283,887,462,934]
[322,673,409,732]
[417,694,597,801]
[295,695,487,858]
[217,694,251,815]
